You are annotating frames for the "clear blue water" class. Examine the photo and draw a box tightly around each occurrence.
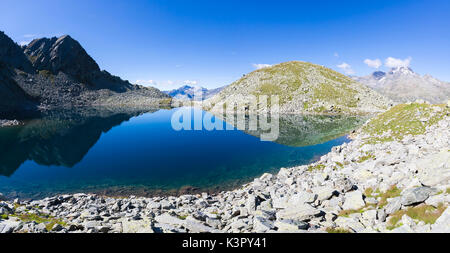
[0,108,364,199]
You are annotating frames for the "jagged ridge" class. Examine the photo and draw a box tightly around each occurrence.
[0,31,170,114]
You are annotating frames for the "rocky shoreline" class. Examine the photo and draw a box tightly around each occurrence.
[1,102,449,233]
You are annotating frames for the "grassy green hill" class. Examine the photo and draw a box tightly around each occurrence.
[205,61,391,115]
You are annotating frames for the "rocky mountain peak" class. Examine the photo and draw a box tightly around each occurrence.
[372,71,386,80]
[388,66,416,76]
[24,35,100,82]
[354,66,449,104]
[0,31,34,72]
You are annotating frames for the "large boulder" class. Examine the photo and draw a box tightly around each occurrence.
[400,187,434,206]
[276,204,322,221]
[342,190,366,210]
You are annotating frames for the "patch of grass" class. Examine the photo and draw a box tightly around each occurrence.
[377,185,402,208]
[446,188,450,194]
[307,163,325,172]
[312,82,358,110]
[387,203,447,229]
[326,227,351,233]
[356,153,376,163]
[364,187,374,198]
[177,215,188,220]
[1,214,9,220]
[13,213,67,231]
[39,70,55,83]
[335,162,344,168]
[361,103,448,144]
[338,208,365,217]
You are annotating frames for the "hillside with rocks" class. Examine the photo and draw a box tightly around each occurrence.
[204,61,392,115]
[353,67,450,104]
[1,101,448,233]
[0,31,170,116]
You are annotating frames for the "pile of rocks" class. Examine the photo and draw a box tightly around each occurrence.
[1,115,449,233]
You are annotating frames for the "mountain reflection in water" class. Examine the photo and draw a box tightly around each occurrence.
[0,107,368,199]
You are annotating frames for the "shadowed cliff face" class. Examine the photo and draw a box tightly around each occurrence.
[0,108,159,177]
[0,32,38,113]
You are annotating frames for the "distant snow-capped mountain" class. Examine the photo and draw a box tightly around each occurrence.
[164,85,225,101]
[353,67,449,104]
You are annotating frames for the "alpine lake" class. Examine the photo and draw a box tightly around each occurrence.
[0,107,368,199]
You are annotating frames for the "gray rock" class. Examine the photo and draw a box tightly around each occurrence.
[35,223,47,233]
[274,219,308,231]
[288,191,317,206]
[245,194,258,211]
[155,213,184,226]
[205,217,221,229]
[160,200,175,210]
[416,151,450,187]
[377,209,387,222]
[431,207,450,233]
[384,197,402,215]
[276,204,322,221]
[390,224,415,233]
[253,216,274,232]
[184,219,219,233]
[313,186,335,201]
[333,178,354,193]
[425,194,449,208]
[334,217,365,232]
[51,223,63,232]
[1,222,19,233]
[342,190,365,210]
[122,219,154,233]
[400,187,435,206]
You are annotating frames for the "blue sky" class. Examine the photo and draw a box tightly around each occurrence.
[1,0,449,89]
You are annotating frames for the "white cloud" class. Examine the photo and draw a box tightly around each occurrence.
[385,57,412,68]
[135,80,156,86]
[364,58,382,69]
[252,63,272,69]
[183,80,198,86]
[19,41,31,46]
[337,62,355,75]
[23,34,37,38]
